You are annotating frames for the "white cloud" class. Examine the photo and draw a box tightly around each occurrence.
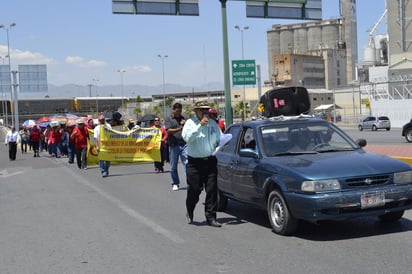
[65,55,106,68]
[128,65,152,73]
[0,45,56,65]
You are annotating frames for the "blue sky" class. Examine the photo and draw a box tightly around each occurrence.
[0,0,387,90]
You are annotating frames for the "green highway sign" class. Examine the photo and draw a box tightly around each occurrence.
[232,60,256,86]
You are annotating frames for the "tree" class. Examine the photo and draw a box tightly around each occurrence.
[234,101,250,120]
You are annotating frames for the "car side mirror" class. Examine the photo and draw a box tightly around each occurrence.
[239,148,259,158]
[356,138,367,147]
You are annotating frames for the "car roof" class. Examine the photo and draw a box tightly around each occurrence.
[229,115,327,129]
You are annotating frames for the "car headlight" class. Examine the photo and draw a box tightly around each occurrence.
[394,170,412,184]
[301,179,341,192]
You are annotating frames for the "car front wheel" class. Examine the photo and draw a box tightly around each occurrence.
[378,210,404,222]
[405,128,412,142]
[372,125,377,131]
[267,189,298,235]
[358,125,363,131]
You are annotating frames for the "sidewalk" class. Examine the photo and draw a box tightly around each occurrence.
[364,145,412,165]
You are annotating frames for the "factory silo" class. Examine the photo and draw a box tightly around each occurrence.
[341,0,358,82]
[322,22,340,49]
[307,24,323,51]
[280,27,294,53]
[293,27,308,54]
[267,28,281,82]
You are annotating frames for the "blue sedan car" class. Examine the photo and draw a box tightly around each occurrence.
[216,116,412,235]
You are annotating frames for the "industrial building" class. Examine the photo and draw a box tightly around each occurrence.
[267,0,357,88]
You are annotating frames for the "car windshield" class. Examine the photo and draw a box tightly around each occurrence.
[260,122,359,156]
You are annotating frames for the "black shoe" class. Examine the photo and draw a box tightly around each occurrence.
[207,219,222,228]
[186,211,193,224]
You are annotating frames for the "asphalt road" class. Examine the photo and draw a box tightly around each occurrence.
[1,128,411,274]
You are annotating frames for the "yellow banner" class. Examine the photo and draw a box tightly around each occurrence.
[88,127,161,163]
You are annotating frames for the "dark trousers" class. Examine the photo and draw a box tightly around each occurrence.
[75,147,87,169]
[186,156,218,221]
[8,142,17,160]
[31,141,40,156]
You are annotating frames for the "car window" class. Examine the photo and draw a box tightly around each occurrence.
[261,122,357,156]
[241,128,256,150]
[220,125,241,154]
[378,116,389,120]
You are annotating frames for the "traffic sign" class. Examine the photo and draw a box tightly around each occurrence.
[232,60,256,86]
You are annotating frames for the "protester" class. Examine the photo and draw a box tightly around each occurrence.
[182,100,222,227]
[48,122,62,158]
[208,108,225,132]
[29,125,42,157]
[66,122,76,164]
[42,124,51,153]
[94,114,111,177]
[151,116,168,173]
[86,115,95,129]
[165,102,187,191]
[4,126,21,161]
[19,127,30,154]
[71,118,89,169]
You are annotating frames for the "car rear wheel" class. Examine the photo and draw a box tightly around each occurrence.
[267,189,298,235]
[372,125,377,131]
[378,210,404,222]
[216,189,228,211]
[405,128,412,142]
[386,127,390,131]
[358,125,363,131]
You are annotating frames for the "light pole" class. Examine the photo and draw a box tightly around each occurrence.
[0,22,16,127]
[117,69,126,107]
[93,78,99,115]
[234,25,249,121]
[157,54,168,117]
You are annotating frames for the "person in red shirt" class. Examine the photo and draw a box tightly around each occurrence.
[151,116,168,173]
[208,108,225,132]
[49,123,63,157]
[70,119,89,169]
[29,125,42,157]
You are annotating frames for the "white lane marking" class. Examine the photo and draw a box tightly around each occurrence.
[0,169,25,178]
[64,167,185,244]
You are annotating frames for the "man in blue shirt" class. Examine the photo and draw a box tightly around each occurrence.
[182,100,222,227]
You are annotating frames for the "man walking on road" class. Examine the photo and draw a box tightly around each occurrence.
[4,126,21,161]
[165,103,187,191]
[182,100,222,227]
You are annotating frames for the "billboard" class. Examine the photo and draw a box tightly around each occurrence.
[0,65,11,94]
[246,0,322,20]
[112,0,199,16]
[18,65,48,93]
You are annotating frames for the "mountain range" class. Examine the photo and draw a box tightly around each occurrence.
[17,82,225,100]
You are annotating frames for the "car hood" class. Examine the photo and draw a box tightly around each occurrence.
[269,149,411,179]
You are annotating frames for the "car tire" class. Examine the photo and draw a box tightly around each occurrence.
[405,128,412,142]
[267,189,298,235]
[358,125,363,131]
[372,125,377,131]
[386,127,390,131]
[378,210,404,222]
[216,189,228,212]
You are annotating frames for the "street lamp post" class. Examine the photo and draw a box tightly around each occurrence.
[0,22,16,127]
[93,78,99,115]
[157,54,168,118]
[117,69,126,107]
[234,25,249,121]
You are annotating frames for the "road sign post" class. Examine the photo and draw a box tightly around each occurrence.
[232,60,256,86]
